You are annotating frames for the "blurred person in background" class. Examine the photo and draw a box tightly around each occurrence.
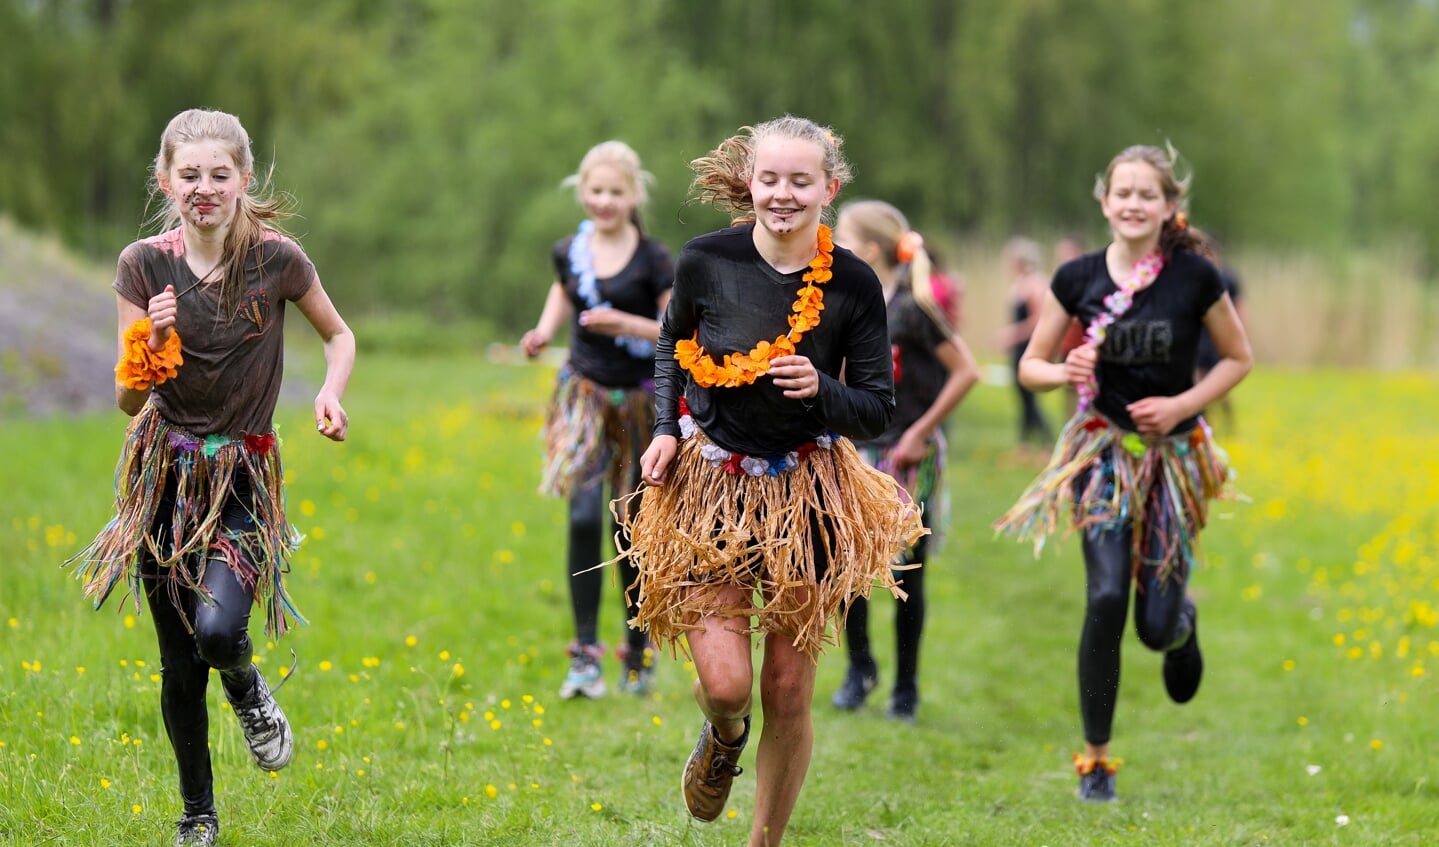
[996,144,1251,803]
[999,236,1055,452]
[828,199,980,723]
[521,140,673,700]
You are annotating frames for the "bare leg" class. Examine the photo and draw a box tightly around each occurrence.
[686,591,755,745]
[749,629,817,847]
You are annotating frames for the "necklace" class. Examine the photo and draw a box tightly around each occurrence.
[568,220,654,359]
[676,224,833,388]
[1077,249,1165,411]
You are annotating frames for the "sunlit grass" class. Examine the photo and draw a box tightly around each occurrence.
[1,358,1435,845]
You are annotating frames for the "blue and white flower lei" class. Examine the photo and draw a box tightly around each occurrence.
[569,220,655,359]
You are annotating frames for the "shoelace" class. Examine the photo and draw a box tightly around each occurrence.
[703,747,742,788]
[235,650,299,734]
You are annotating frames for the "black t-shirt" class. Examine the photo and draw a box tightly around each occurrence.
[862,288,950,448]
[654,224,895,456]
[1052,249,1224,433]
[1195,267,1241,370]
[550,233,674,388]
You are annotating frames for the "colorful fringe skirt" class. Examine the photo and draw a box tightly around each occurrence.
[858,430,947,558]
[613,424,927,658]
[539,366,654,498]
[66,404,304,638]
[995,411,1238,584]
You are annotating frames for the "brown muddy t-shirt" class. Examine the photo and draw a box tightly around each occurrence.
[114,228,316,437]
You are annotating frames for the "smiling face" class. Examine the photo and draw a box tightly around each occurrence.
[579,163,640,235]
[1100,160,1176,248]
[159,139,249,233]
[748,136,838,240]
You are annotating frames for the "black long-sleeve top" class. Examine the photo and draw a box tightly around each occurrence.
[654,224,895,456]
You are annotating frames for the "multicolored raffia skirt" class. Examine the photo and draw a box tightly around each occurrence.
[995,410,1240,585]
[539,366,654,498]
[858,430,947,558]
[65,404,304,638]
[613,424,927,658]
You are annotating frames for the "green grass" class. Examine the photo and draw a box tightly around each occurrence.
[2,357,1437,846]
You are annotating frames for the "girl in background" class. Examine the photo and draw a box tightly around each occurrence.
[521,141,673,699]
[615,116,924,846]
[996,145,1251,803]
[999,236,1054,450]
[69,108,355,847]
[829,200,980,722]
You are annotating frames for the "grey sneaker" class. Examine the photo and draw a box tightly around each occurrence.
[175,813,219,846]
[559,642,607,700]
[226,666,293,771]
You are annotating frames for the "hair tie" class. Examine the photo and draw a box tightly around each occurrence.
[1174,211,1189,231]
[896,231,924,263]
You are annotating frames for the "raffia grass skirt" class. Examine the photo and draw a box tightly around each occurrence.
[612,428,927,658]
[539,367,653,498]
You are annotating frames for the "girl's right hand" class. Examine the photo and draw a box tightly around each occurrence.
[520,328,549,358]
[148,285,177,351]
[641,435,678,487]
[1064,343,1098,387]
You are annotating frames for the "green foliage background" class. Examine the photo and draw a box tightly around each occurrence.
[5,0,1438,332]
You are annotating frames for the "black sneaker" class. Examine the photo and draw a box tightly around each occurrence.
[1074,756,1118,803]
[831,663,878,711]
[175,813,219,847]
[886,687,919,723]
[226,665,293,771]
[1163,604,1203,704]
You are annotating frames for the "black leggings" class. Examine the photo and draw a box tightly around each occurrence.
[568,480,645,654]
[142,482,261,817]
[1079,527,1194,745]
[1011,344,1053,444]
[841,524,929,694]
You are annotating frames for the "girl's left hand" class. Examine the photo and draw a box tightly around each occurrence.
[768,355,818,399]
[315,394,349,441]
[1126,395,1185,438]
[577,306,629,337]
[890,428,928,469]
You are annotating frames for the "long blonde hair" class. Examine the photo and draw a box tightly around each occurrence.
[147,109,293,318]
[689,115,852,225]
[837,199,952,337]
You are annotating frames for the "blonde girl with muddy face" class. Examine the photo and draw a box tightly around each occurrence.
[68,108,354,847]
[614,116,924,847]
[997,144,1251,803]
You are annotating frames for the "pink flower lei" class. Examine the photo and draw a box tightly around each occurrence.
[1077,251,1165,412]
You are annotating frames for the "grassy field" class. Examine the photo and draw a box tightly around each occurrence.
[2,355,1436,846]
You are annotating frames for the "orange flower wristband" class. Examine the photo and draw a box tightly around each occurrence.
[115,318,183,390]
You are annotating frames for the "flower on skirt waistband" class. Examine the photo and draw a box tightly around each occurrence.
[681,401,835,477]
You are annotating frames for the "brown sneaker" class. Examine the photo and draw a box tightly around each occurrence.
[681,717,750,821]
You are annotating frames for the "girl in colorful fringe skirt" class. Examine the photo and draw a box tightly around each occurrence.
[521,140,674,700]
[827,200,980,723]
[67,109,355,847]
[996,144,1251,803]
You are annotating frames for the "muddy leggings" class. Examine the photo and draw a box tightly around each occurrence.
[567,479,645,656]
[1079,526,1195,746]
[141,475,261,817]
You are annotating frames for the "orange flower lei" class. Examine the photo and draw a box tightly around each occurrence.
[675,224,834,388]
[115,318,184,390]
